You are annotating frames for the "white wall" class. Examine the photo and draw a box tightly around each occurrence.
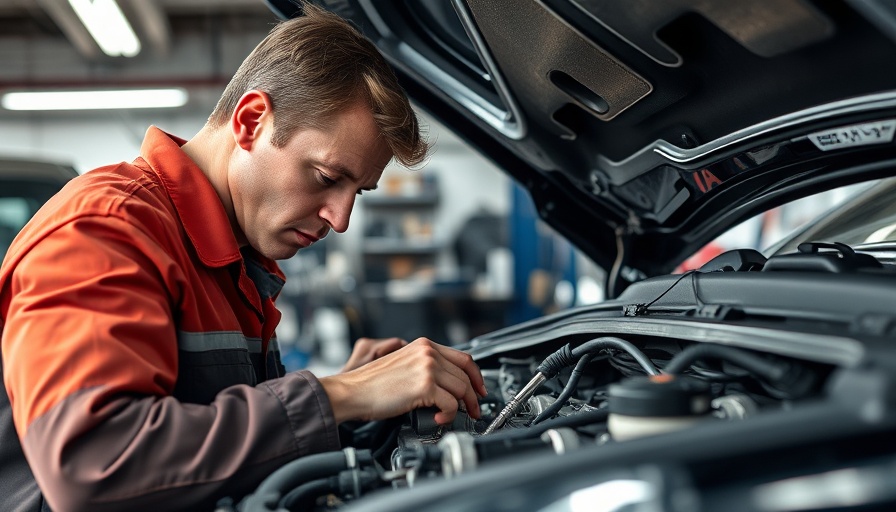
[0,105,510,273]
[0,109,211,173]
[0,19,267,172]
[0,20,512,268]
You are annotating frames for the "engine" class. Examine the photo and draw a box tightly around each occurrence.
[387,337,819,482]
[221,333,832,512]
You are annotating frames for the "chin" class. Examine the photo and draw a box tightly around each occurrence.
[249,238,297,261]
[270,248,300,261]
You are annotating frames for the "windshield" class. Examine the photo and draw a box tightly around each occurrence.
[676,179,890,271]
[769,177,896,255]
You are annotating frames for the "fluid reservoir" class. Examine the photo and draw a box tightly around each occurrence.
[607,374,711,442]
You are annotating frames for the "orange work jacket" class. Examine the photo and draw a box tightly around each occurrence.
[0,127,340,512]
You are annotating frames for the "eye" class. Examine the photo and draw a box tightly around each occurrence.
[318,171,337,186]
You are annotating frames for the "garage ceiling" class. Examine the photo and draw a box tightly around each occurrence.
[0,0,280,113]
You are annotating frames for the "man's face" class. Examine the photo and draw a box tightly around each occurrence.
[229,102,391,260]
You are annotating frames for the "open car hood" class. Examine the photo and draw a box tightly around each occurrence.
[218,5,896,511]
[267,0,896,284]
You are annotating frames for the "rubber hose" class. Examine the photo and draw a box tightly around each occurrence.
[570,337,660,376]
[241,451,348,511]
[664,344,786,382]
[281,477,340,511]
[531,353,596,425]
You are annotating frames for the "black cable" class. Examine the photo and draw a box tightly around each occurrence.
[280,476,339,511]
[608,350,671,377]
[641,270,698,311]
[513,337,657,428]
[663,344,787,383]
[688,364,741,382]
[531,353,595,425]
[537,408,608,431]
[487,337,656,434]
[535,343,576,378]
[607,356,644,377]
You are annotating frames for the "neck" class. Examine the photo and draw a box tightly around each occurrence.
[181,125,243,242]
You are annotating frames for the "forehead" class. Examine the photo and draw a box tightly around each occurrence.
[308,103,393,177]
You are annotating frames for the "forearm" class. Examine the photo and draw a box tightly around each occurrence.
[22,371,340,512]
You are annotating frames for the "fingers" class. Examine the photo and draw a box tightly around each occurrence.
[422,338,488,397]
[431,387,462,425]
[430,362,480,420]
[325,337,486,425]
[372,337,407,359]
[434,354,482,420]
[342,337,409,373]
[409,338,484,421]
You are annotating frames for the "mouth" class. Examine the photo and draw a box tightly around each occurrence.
[293,230,320,248]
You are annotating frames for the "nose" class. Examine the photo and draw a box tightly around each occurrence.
[320,192,355,233]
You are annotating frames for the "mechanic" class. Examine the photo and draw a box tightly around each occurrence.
[0,5,486,511]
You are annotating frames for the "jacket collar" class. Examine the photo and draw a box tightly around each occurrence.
[138,126,244,268]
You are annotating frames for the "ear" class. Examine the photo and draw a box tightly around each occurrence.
[231,90,273,151]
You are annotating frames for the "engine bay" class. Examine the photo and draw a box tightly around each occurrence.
[220,246,896,512]
[223,331,856,511]
[387,334,828,485]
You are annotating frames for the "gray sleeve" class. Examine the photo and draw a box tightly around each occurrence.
[21,370,340,512]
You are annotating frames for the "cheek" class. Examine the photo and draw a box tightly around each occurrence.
[267,177,321,220]
[236,161,285,208]
[237,155,322,221]
[232,176,268,225]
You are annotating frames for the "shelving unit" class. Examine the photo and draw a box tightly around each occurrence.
[361,190,439,208]
[356,171,514,344]
[362,238,441,255]
[360,172,440,283]
[355,172,441,341]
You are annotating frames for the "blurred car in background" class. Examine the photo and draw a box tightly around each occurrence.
[234,1,896,511]
[768,177,896,261]
[0,158,78,260]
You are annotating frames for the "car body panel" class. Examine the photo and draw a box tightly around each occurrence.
[269,0,896,292]
[0,158,78,259]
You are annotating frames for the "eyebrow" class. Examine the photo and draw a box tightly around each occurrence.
[321,161,378,191]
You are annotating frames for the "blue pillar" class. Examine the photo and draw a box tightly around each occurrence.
[509,182,542,324]
[508,182,579,322]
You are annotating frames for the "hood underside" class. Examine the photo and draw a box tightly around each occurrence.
[269,0,896,285]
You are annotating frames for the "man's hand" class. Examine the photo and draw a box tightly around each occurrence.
[341,337,407,373]
[319,338,487,425]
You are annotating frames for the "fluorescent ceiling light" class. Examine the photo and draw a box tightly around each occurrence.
[68,0,141,57]
[1,89,189,111]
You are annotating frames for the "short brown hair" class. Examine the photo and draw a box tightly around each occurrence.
[208,3,429,167]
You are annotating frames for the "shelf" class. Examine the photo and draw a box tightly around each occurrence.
[362,191,439,208]
[362,238,441,255]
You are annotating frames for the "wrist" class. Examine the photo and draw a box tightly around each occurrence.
[319,374,365,424]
